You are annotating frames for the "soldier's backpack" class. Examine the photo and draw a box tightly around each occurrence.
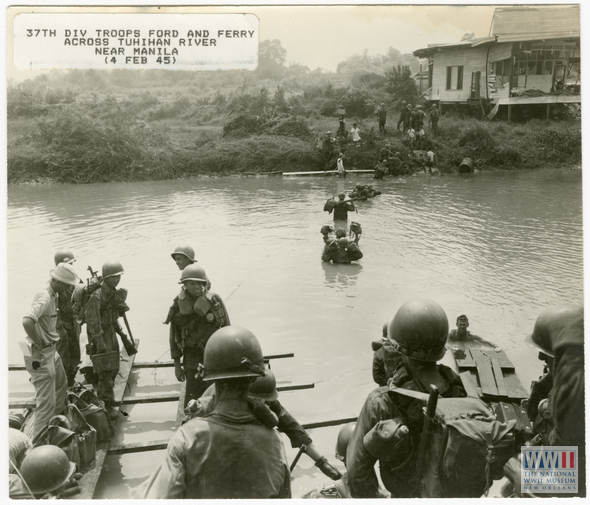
[71,276,102,325]
[391,388,517,498]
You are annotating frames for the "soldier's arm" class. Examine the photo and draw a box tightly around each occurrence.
[212,293,230,326]
[268,400,312,448]
[84,293,103,339]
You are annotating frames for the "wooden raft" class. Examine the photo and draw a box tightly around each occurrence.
[73,339,139,500]
[452,348,528,403]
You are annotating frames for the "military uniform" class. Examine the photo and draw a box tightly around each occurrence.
[138,395,291,498]
[56,284,80,387]
[166,286,230,406]
[347,362,465,498]
[322,242,363,264]
[84,282,127,410]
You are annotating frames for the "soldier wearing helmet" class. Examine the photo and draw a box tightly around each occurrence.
[171,245,196,270]
[84,260,130,420]
[53,250,82,387]
[166,263,230,407]
[22,262,80,438]
[377,103,387,134]
[321,234,363,264]
[189,367,342,481]
[138,326,291,499]
[347,299,466,498]
[371,321,403,387]
[10,444,82,499]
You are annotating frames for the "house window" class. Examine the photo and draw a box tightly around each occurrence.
[446,65,464,90]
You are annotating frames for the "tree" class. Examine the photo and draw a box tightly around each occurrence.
[385,65,418,104]
[257,39,287,80]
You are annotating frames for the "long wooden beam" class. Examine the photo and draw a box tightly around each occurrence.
[108,415,358,455]
[8,353,295,372]
[9,382,314,409]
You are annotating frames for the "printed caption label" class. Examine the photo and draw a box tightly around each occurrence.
[521,446,578,493]
[13,13,258,70]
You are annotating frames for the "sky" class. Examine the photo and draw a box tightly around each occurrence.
[5,2,577,81]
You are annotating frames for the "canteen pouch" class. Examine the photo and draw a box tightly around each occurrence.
[193,296,211,317]
[67,390,115,443]
[65,403,97,473]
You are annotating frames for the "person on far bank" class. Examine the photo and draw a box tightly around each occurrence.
[397,100,409,131]
[377,103,387,134]
[347,299,467,498]
[22,262,80,439]
[425,150,437,174]
[137,326,291,499]
[350,123,362,147]
[373,159,387,180]
[84,260,131,420]
[447,315,498,348]
[165,263,230,407]
[337,152,347,178]
[337,115,346,139]
[429,103,439,136]
[53,250,82,387]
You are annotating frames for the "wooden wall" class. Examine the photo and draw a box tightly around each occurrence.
[430,46,489,102]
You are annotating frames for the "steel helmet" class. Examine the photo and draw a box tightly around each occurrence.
[20,445,76,495]
[525,304,584,358]
[171,245,196,263]
[335,229,347,239]
[335,422,356,461]
[338,237,349,248]
[387,299,449,362]
[179,264,207,284]
[102,260,124,279]
[54,250,75,265]
[202,326,266,381]
[50,263,80,286]
[248,367,278,401]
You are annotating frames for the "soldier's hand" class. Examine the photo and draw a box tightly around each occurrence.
[95,338,107,353]
[174,363,185,382]
[315,456,343,481]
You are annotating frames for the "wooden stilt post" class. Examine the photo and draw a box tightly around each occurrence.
[507,104,512,122]
[546,103,551,120]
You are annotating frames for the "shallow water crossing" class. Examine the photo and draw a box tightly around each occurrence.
[7,169,583,497]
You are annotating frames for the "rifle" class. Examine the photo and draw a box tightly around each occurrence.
[88,265,137,356]
[415,384,439,479]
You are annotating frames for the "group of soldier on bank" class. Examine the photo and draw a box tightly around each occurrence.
[14,241,585,498]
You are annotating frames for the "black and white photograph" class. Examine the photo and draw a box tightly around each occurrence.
[5,2,584,499]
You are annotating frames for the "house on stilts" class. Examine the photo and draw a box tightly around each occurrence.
[413,5,580,120]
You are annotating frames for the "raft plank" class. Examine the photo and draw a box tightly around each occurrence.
[459,371,480,398]
[72,339,139,500]
[476,359,498,396]
[491,358,509,397]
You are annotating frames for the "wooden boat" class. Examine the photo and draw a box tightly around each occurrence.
[8,339,139,500]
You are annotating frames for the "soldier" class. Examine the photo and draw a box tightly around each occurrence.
[322,237,363,264]
[171,245,196,271]
[377,103,387,134]
[53,250,81,387]
[372,321,403,387]
[166,264,230,407]
[505,304,585,497]
[22,262,79,438]
[138,326,291,498]
[447,314,498,348]
[347,299,466,498]
[84,260,130,420]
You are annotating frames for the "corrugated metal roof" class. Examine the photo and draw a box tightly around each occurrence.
[492,6,579,42]
[413,37,496,58]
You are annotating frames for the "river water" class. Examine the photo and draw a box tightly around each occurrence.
[7,169,583,498]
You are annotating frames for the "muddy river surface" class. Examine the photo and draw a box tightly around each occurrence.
[7,169,583,497]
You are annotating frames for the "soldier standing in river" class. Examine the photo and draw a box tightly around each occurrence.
[165,264,230,407]
[84,260,131,420]
[53,250,82,387]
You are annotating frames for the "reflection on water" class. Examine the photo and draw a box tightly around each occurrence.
[7,169,583,497]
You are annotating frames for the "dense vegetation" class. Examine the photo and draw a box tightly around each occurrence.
[7,40,581,184]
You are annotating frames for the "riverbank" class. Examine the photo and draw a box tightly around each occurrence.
[8,104,581,184]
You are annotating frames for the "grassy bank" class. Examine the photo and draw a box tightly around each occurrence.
[8,100,581,184]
